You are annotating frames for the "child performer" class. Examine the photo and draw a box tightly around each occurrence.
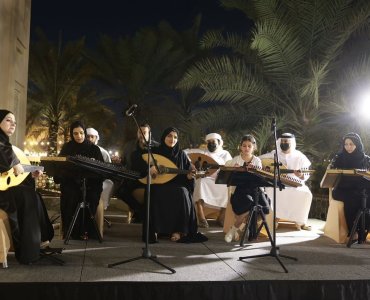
[224,134,269,242]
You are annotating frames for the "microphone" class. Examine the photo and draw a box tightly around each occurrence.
[125,104,138,117]
[270,117,276,132]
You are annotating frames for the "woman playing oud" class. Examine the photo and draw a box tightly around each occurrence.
[0,109,54,264]
[149,127,207,243]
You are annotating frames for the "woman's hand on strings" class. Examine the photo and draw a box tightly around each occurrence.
[32,170,43,178]
[13,163,24,176]
[150,165,158,178]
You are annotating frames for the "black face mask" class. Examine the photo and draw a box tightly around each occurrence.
[280,143,290,152]
[207,142,217,152]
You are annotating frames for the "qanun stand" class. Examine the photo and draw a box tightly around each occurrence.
[239,189,271,245]
[108,107,175,273]
[39,247,65,265]
[347,188,369,248]
[64,178,103,244]
[239,119,297,273]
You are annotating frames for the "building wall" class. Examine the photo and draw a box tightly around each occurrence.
[0,0,31,148]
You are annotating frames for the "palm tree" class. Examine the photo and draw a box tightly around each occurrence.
[179,0,370,159]
[27,30,115,155]
[86,18,205,142]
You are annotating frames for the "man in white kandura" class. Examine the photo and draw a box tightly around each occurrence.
[259,133,312,230]
[86,128,114,210]
[188,133,232,228]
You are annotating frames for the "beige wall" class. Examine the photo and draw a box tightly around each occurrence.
[0,0,31,148]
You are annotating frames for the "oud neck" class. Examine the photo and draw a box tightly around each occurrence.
[159,166,188,175]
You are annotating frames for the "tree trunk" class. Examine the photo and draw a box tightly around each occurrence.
[48,121,59,156]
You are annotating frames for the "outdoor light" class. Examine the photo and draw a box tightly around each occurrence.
[359,92,370,120]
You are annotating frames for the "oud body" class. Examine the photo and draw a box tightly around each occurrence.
[0,146,44,191]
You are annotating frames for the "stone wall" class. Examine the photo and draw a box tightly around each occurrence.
[0,0,31,148]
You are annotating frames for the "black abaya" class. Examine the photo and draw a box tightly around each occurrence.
[0,127,53,264]
[57,139,104,239]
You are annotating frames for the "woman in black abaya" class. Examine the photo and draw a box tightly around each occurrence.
[331,132,370,242]
[149,127,207,243]
[57,121,103,240]
[0,109,54,264]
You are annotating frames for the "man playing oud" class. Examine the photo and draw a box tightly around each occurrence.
[187,133,232,228]
[259,132,312,230]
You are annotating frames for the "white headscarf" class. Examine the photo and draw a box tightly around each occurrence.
[277,132,296,154]
[86,127,99,144]
[205,132,223,148]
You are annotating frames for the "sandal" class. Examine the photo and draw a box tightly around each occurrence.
[300,224,312,231]
[171,233,181,242]
[198,219,209,228]
[225,226,238,243]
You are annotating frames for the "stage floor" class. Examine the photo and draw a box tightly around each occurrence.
[0,219,370,282]
[1,218,369,282]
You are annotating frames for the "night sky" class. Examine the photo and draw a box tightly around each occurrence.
[29,1,250,143]
[30,0,249,41]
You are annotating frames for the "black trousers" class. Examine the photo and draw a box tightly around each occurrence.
[0,179,53,264]
[332,188,370,234]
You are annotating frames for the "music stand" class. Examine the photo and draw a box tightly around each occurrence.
[216,167,275,245]
[63,176,103,244]
[107,109,175,273]
[228,121,297,273]
[41,158,103,245]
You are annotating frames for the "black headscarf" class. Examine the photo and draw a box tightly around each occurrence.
[0,109,12,142]
[0,109,12,123]
[157,127,180,163]
[332,132,368,169]
[69,120,87,139]
[59,120,95,157]
[0,109,20,172]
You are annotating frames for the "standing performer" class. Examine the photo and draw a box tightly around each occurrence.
[259,133,312,230]
[0,109,54,264]
[330,132,370,242]
[190,133,232,228]
[57,121,103,240]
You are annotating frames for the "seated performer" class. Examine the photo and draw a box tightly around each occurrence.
[330,132,370,242]
[86,127,114,210]
[0,109,54,264]
[57,121,104,240]
[149,127,207,243]
[259,133,312,230]
[224,135,269,242]
[189,133,232,228]
[113,123,159,223]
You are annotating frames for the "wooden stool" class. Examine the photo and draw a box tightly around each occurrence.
[324,190,348,243]
[0,209,12,268]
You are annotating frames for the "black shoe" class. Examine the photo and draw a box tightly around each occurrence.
[142,232,158,244]
[40,246,64,254]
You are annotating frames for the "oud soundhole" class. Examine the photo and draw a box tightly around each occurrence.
[6,176,11,185]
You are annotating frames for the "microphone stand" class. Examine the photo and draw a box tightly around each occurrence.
[108,110,175,273]
[239,119,297,273]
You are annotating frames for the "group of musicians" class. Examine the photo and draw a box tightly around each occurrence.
[1,108,369,264]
